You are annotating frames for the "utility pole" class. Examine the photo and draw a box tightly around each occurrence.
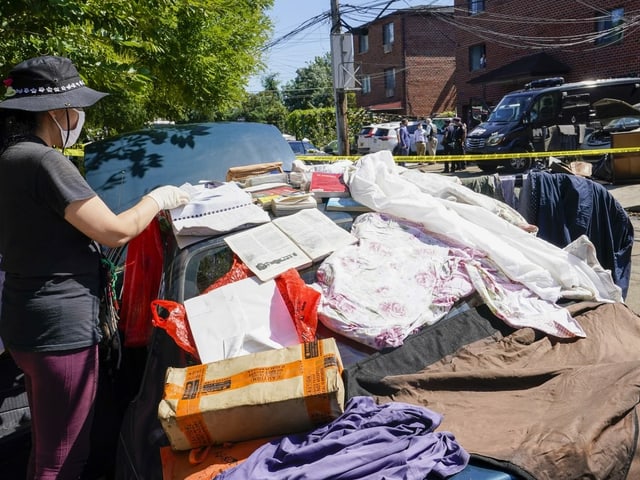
[330,0,349,155]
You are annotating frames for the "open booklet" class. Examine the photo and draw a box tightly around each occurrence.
[224,208,358,282]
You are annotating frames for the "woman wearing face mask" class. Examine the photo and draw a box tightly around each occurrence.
[0,55,189,480]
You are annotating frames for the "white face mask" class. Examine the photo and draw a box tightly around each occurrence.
[50,108,85,148]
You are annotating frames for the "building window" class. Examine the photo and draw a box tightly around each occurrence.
[362,75,371,94]
[384,68,395,97]
[383,22,394,53]
[359,33,369,53]
[469,44,486,71]
[469,0,485,15]
[596,8,624,45]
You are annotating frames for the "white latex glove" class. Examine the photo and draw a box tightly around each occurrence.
[145,185,190,210]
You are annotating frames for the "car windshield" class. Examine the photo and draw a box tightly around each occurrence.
[488,94,534,123]
[288,140,318,154]
[288,141,306,154]
[84,122,295,213]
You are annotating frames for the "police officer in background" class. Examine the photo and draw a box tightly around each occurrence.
[451,117,467,171]
[442,119,454,173]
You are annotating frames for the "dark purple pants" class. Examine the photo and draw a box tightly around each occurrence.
[11,345,98,480]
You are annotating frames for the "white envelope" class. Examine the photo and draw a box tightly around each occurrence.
[184,277,300,364]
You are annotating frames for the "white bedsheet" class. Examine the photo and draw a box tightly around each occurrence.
[314,152,621,349]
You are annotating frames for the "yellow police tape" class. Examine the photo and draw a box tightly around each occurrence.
[62,148,85,157]
[297,146,640,164]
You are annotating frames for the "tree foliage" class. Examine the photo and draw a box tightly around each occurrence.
[282,52,334,111]
[0,0,274,136]
[228,73,288,131]
[285,96,370,150]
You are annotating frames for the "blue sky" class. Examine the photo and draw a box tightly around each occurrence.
[248,0,452,92]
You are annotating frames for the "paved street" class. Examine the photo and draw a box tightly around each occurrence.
[412,160,640,314]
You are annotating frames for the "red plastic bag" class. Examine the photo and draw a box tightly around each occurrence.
[151,299,200,361]
[202,254,253,293]
[118,217,164,347]
[275,268,320,342]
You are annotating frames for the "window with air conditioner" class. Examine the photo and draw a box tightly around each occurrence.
[469,44,486,72]
[383,22,394,53]
[595,7,624,45]
[359,33,369,54]
[362,75,371,94]
[469,0,485,15]
[384,68,395,97]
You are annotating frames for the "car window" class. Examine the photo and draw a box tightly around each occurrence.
[288,141,305,154]
[603,116,640,131]
[359,127,376,137]
[489,94,533,122]
[84,122,295,213]
[624,118,640,129]
[184,246,235,300]
[375,128,392,138]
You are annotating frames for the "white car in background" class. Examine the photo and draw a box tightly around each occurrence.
[356,125,378,154]
[358,121,419,155]
[370,122,401,154]
[358,119,452,156]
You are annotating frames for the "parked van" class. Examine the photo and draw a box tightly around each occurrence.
[465,77,640,172]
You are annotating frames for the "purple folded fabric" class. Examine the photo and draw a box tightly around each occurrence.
[215,396,469,479]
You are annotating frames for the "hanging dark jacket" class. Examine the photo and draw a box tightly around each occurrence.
[518,170,634,298]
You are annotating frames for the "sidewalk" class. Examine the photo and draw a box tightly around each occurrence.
[601,183,640,312]
[625,213,640,314]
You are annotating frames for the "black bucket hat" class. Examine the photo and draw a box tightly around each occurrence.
[0,55,108,112]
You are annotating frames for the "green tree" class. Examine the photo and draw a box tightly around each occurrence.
[285,98,369,151]
[229,74,288,130]
[0,0,273,136]
[282,52,333,111]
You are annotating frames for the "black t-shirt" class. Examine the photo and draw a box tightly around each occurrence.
[0,139,102,352]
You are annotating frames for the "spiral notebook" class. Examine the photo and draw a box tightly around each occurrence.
[169,182,270,237]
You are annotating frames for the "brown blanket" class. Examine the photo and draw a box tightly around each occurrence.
[373,302,640,479]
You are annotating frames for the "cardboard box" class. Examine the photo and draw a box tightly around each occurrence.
[612,130,640,183]
[158,338,345,451]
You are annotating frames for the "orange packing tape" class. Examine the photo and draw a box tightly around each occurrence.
[159,339,346,450]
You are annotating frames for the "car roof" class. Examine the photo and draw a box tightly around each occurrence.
[84,122,295,213]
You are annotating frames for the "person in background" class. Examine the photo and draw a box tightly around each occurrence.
[397,119,411,157]
[442,118,454,173]
[413,123,427,158]
[0,55,189,480]
[424,118,438,159]
[451,117,467,171]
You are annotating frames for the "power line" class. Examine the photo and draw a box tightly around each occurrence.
[250,1,639,94]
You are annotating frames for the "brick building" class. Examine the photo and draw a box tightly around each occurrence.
[454,0,640,125]
[353,6,457,119]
